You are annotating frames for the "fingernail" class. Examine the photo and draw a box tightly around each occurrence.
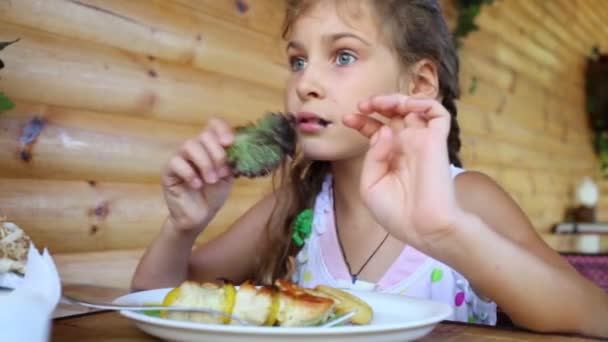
[371,126,389,145]
[219,166,230,177]
[207,172,217,183]
[221,135,233,145]
[371,132,380,145]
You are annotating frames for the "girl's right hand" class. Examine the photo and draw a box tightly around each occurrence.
[161,118,235,234]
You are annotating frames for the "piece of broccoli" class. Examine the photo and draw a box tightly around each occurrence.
[227,112,296,178]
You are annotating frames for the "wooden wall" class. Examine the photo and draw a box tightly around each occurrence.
[449,0,608,232]
[0,0,607,287]
[0,0,287,257]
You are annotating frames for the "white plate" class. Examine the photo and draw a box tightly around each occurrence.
[114,288,453,342]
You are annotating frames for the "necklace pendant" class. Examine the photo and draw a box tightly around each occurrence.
[351,274,357,284]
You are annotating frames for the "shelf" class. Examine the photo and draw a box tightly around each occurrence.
[541,233,608,254]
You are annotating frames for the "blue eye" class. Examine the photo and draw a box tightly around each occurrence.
[290,57,307,72]
[336,51,357,66]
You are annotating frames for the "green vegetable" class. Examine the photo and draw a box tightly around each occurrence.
[0,92,14,112]
[227,112,296,178]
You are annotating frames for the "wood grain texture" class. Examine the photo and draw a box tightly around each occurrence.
[0,101,198,182]
[0,0,288,89]
[0,177,271,253]
[0,21,283,125]
[51,312,596,341]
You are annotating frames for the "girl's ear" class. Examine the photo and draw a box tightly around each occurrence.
[399,59,439,98]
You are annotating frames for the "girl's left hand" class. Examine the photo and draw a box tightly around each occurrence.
[343,94,466,252]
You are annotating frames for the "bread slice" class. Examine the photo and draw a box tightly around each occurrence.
[313,285,373,325]
[0,218,31,275]
[164,281,234,324]
[274,279,335,327]
[230,281,276,326]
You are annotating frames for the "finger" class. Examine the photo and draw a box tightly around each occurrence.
[389,117,406,131]
[343,114,384,138]
[181,139,218,184]
[198,130,230,178]
[367,96,450,133]
[403,111,426,129]
[358,94,404,116]
[164,156,202,189]
[361,126,393,191]
[400,98,451,134]
[208,118,234,146]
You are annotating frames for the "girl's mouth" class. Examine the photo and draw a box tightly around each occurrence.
[296,112,331,134]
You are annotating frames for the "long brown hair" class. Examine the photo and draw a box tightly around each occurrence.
[254,0,462,284]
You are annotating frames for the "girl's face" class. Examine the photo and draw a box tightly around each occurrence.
[286,0,402,160]
[285,0,405,161]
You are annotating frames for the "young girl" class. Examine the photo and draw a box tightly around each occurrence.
[132,0,608,336]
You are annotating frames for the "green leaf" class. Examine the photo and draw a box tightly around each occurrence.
[0,38,19,52]
[142,310,161,317]
[468,76,478,95]
[0,92,15,112]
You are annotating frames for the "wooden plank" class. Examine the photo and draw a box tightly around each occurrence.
[462,29,582,104]
[496,167,535,197]
[0,0,288,89]
[545,97,587,133]
[0,21,284,125]
[557,0,608,49]
[496,1,580,67]
[456,103,492,136]
[544,109,568,143]
[530,172,577,197]
[580,0,608,42]
[51,312,598,342]
[0,101,199,182]
[458,139,475,166]
[168,0,285,37]
[475,3,566,77]
[542,233,608,253]
[55,249,143,289]
[458,78,506,114]
[498,77,547,133]
[542,0,595,49]
[459,50,515,92]
[0,177,270,253]
[466,106,594,161]
[464,134,594,172]
[459,162,505,181]
[462,30,555,90]
[580,0,608,36]
[513,0,588,55]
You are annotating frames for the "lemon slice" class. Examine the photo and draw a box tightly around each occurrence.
[160,286,181,318]
[222,283,237,324]
[264,291,280,326]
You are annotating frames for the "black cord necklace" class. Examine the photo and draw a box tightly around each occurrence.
[333,187,390,284]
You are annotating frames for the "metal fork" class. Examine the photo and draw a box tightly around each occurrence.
[61,294,356,327]
[60,294,251,325]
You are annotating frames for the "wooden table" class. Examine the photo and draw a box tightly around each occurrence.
[52,311,601,341]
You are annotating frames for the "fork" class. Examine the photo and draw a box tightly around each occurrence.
[61,294,356,327]
[60,294,250,325]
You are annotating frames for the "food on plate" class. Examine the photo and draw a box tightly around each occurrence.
[161,279,373,327]
[312,285,374,325]
[0,217,31,275]
[226,112,296,178]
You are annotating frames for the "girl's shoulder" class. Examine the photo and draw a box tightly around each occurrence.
[453,169,509,202]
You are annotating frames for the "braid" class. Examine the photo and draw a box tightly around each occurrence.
[442,94,463,168]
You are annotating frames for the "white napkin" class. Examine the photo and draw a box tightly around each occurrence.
[0,244,61,342]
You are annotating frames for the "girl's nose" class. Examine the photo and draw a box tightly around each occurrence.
[296,66,326,102]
